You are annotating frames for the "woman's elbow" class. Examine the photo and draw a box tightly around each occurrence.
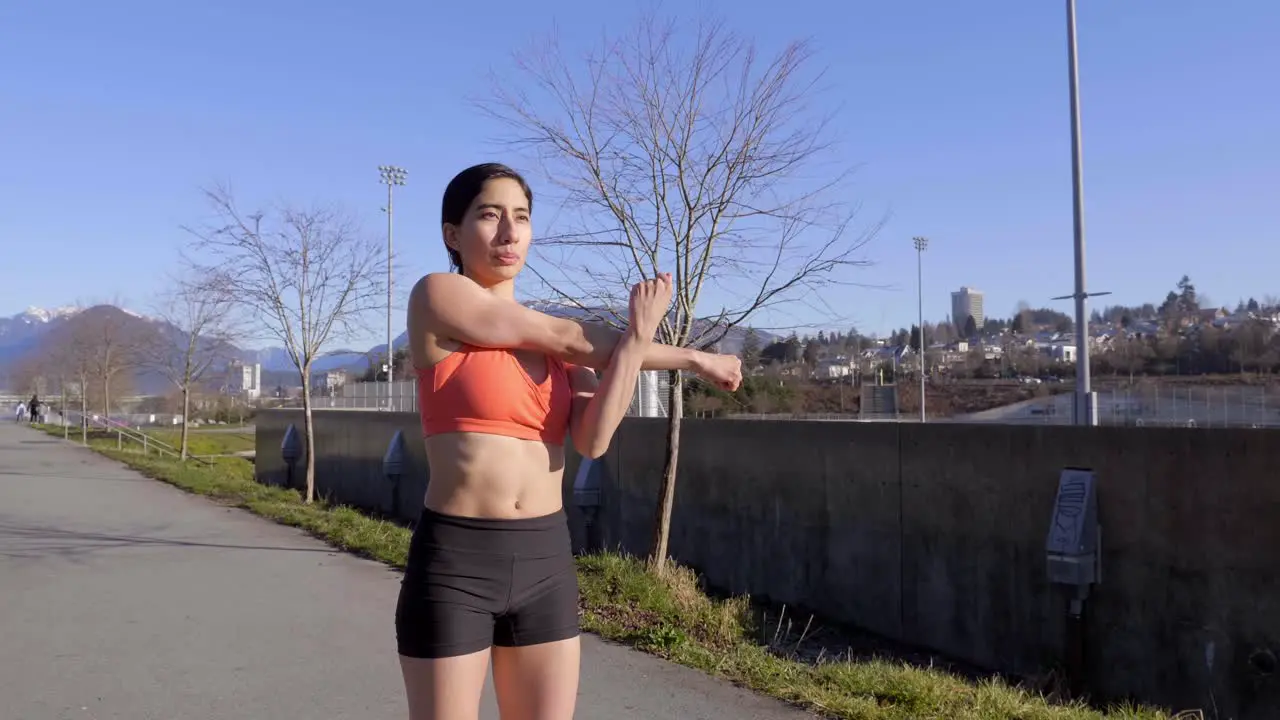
[572,432,611,460]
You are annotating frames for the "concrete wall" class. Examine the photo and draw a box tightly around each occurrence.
[255,411,1280,719]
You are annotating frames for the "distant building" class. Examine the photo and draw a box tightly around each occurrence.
[951,287,985,331]
[312,370,349,396]
[813,359,853,379]
[226,361,262,400]
[629,370,669,417]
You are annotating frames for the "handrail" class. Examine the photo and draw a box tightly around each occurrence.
[66,411,212,466]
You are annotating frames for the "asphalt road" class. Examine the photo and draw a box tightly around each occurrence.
[0,421,811,720]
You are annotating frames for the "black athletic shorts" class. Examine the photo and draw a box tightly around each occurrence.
[395,507,580,659]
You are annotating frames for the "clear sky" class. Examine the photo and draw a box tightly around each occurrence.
[2,0,1277,347]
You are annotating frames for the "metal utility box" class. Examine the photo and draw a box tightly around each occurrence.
[1045,467,1100,588]
[383,430,406,479]
[281,424,302,464]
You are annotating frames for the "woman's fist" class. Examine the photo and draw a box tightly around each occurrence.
[628,273,673,340]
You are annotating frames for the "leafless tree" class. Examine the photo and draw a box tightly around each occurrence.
[93,310,143,423]
[45,305,145,424]
[41,320,98,442]
[10,356,49,398]
[184,186,386,503]
[143,274,241,460]
[479,13,879,572]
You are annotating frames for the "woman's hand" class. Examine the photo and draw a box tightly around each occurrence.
[628,273,673,341]
[694,353,743,391]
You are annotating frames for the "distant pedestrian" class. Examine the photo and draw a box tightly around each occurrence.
[15,402,26,423]
[28,395,42,424]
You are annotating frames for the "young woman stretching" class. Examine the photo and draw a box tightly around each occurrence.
[396,163,743,720]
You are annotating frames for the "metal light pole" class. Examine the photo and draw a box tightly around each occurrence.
[913,236,929,422]
[1053,0,1111,426]
[378,165,407,412]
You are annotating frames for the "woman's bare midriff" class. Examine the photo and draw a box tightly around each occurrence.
[422,432,568,519]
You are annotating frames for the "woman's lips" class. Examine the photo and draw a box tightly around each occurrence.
[495,253,521,266]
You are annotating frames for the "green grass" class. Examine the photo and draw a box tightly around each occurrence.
[145,428,256,456]
[31,424,1180,720]
[59,425,256,457]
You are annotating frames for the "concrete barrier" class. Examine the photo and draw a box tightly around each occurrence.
[254,410,1280,718]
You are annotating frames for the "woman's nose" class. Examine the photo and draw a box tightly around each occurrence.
[495,216,518,244]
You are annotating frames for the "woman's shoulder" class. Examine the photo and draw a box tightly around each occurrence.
[413,272,476,302]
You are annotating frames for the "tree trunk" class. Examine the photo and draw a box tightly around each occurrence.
[80,375,88,445]
[301,373,316,504]
[649,370,684,575]
[104,375,111,425]
[180,386,191,461]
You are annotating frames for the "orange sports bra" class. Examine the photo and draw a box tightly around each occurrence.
[415,344,575,446]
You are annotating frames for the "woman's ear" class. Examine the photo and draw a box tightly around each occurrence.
[442,223,459,252]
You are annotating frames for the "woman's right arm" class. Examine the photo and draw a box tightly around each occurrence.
[410,272,599,359]
[409,273,741,392]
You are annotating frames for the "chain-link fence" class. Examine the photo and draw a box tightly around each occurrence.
[272,380,420,412]
[278,377,1280,428]
[280,371,673,417]
[955,383,1280,428]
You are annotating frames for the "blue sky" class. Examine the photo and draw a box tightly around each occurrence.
[2,0,1277,348]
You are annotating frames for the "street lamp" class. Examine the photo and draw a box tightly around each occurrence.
[913,236,929,423]
[378,164,407,412]
[1051,0,1110,426]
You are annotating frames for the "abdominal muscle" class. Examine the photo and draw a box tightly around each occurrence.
[422,432,567,519]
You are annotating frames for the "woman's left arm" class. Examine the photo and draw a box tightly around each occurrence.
[567,332,651,459]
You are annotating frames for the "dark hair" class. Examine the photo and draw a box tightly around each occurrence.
[440,163,534,273]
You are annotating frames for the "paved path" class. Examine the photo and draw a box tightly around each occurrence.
[0,422,811,719]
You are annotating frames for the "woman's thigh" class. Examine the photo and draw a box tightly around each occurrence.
[400,649,492,720]
[491,637,581,720]
[488,632,581,717]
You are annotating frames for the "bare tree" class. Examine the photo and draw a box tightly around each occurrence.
[90,308,144,424]
[37,305,144,425]
[479,13,878,572]
[41,320,98,442]
[10,355,49,398]
[184,186,385,503]
[143,274,240,460]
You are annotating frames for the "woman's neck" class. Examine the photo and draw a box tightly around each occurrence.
[465,271,517,301]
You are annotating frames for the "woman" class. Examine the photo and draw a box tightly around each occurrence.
[397,162,743,720]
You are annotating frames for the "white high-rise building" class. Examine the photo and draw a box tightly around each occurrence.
[629,370,670,417]
[951,287,985,333]
[227,361,262,400]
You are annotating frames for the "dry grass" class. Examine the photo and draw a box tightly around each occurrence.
[574,553,1175,720]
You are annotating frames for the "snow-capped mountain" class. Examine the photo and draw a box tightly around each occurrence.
[15,306,83,325]
[0,306,83,335]
[0,307,85,367]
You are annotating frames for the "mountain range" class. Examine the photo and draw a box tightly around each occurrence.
[0,304,776,393]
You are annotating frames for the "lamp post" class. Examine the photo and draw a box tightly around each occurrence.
[1051,0,1111,425]
[913,236,929,422]
[378,165,407,411]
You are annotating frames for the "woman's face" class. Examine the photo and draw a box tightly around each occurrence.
[444,177,532,285]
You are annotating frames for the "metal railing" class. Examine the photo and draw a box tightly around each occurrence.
[52,411,212,464]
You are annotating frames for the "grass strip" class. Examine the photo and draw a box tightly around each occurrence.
[34,425,1178,720]
[144,428,257,456]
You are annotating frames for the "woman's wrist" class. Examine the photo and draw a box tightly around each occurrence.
[683,348,711,374]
